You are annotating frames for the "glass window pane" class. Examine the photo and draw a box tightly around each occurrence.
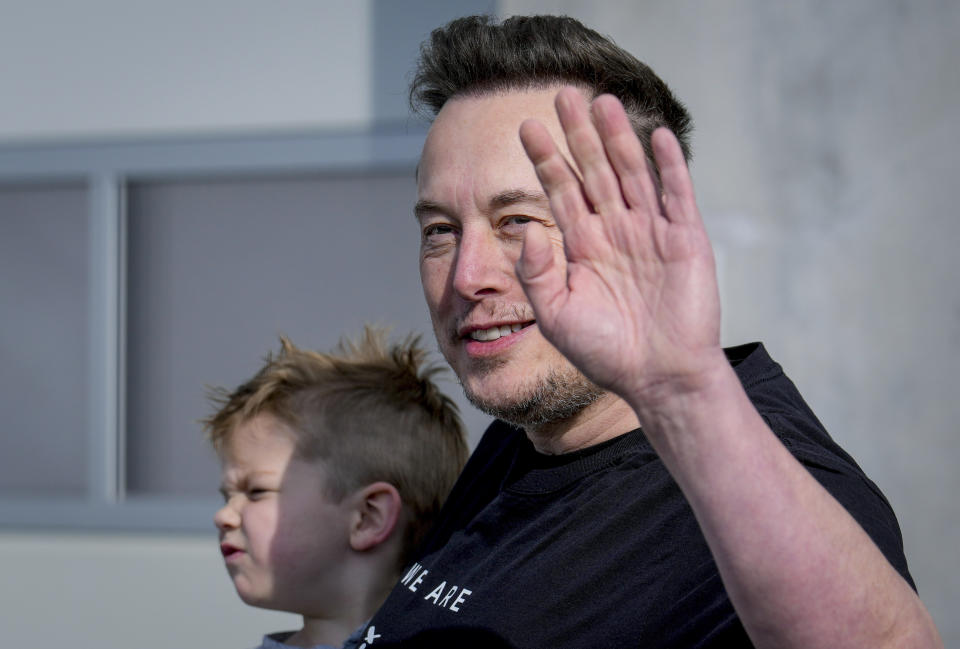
[0,182,89,496]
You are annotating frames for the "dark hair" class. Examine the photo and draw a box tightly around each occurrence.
[410,14,693,161]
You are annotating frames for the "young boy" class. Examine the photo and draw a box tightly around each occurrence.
[203,327,468,649]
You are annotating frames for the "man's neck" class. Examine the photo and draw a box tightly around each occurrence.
[524,392,640,455]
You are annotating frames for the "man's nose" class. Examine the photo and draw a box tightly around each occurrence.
[451,228,514,301]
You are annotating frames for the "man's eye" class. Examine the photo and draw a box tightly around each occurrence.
[423,223,456,239]
[422,223,458,248]
[247,488,268,500]
[501,215,535,234]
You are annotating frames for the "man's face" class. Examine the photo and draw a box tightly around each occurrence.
[416,86,602,427]
[214,414,352,616]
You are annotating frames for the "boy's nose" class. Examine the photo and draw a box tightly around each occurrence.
[213,502,240,530]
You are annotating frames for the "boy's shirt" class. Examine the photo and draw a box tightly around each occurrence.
[254,623,366,649]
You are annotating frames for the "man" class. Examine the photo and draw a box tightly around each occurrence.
[362,15,942,648]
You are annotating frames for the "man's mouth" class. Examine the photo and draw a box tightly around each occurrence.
[468,322,532,341]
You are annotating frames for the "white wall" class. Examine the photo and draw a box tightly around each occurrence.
[505,0,960,644]
[0,532,298,647]
[0,1,371,142]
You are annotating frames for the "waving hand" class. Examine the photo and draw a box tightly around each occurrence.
[517,87,724,403]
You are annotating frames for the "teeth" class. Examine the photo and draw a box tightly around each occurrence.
[470,323,525,341]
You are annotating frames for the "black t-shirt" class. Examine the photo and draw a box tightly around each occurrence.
[362,343,914,648]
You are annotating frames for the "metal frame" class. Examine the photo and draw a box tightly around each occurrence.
[88,173,126,505]
[0,128,424,531]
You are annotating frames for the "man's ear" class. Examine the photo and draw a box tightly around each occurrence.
[349,482,403,552]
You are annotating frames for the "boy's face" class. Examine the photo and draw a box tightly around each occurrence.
[214,413,353,615]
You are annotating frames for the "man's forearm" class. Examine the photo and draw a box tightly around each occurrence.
[628,360,943,649]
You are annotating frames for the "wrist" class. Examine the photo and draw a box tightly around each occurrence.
[623,348,755,462]
[622,347,732,416]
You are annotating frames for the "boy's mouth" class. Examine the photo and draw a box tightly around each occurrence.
[220,543,243,559]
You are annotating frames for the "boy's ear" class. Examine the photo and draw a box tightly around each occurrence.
[349,482,403,552]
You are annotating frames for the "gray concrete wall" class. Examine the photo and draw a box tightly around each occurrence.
[504,0,960,643]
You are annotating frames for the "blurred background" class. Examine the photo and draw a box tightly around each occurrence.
[1,1,956,646]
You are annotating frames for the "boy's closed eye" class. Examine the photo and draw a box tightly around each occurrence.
[247,488,270,500]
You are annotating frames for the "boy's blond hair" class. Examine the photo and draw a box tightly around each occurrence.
[202,326,468,566]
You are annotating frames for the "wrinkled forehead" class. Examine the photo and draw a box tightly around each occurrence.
[417,86,581,200]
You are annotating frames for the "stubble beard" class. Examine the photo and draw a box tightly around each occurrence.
[460,356,605,429]
[438,303,605,429]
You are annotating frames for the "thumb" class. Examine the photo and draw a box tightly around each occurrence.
[516,225,566,326]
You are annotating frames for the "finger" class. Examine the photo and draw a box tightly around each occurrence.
[519,117,591,234]
[554,87,626,216]
[516,222,566,328]
[651,128,701,225]
[591,95,662,217]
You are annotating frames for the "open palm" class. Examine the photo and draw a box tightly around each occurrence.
[517,88,724,402]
